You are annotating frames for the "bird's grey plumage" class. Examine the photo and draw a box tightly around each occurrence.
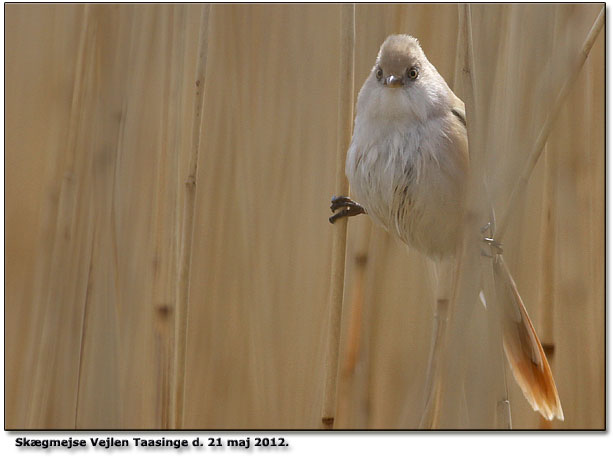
[346,35,468,258]
[343,34,563,421]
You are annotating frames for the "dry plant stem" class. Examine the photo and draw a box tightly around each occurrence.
[154,6,187,429]
[537,10,561,361]
[539,147,557,352]
[458,4,510,429]
[418,300,447,427]
[322,3,355,430]
[418,8,469,428]
[538,147,557,430]
[27,5,93,428]
[481,254,512,429]
[336,225,370,428]
[425,4,510,428]
[440,3,484,426]
[495,7,604,243]
[342,247,370,377]
[418,263,451,429]
[536,25,561,433]
[420,5,481,428]
[497,400,512,429]
[171,4,211,430]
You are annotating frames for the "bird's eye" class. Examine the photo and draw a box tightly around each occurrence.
[375,67,383,80]
[407,67,419,80]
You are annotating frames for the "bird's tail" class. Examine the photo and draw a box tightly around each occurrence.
[493,255,564,421]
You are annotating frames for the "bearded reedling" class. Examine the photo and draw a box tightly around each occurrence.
[330,35,563,422]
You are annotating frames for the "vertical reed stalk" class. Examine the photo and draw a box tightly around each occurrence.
[20,5,91,427]
[419,7,472,427]
[27,5,94,428]
[153,5,187,429]
[537,9,561,372]
[538,145,557,430]
[418,260,452,429]
[423,4,510,428]
[336,224,371,428]
[441,3,487,426]
[495,7,604,243]
[171,4,211,429]
[342,250,369,377]
[420,5,481,428]
[480,253,512,429]
[538,146,558,352]
[457,4,511,429]
[321,3,355,430]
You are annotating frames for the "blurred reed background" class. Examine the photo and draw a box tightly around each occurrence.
[5,3,604,429]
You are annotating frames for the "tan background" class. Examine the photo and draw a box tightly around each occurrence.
[5,3,604,429]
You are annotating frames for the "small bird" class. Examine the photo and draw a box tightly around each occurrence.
[330,34,563,422]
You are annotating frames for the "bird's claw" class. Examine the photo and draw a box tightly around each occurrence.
[329,195,366,224]
[482,237,503,255]
[480,221,503,256]
[330,195,358,212]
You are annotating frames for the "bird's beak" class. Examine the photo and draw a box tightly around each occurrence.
[384,75,404,88]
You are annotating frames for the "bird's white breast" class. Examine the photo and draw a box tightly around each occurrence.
[346,103,466,259]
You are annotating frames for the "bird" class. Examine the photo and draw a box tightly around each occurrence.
[329,34,563,422]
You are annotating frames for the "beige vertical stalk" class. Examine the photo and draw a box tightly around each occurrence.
[153,5,187,429]
[537,9,562,367]
[321,3,355,430]
[538,146,557,430]
[455,4,511,429]
[418,259,453,429]
[539,153,556,350]
[171,4,211,429]
[341,228,371,378]
[26,5,95,428]
[443,3,494,427]
[419,8,474,427]
[422,4,511,428]
[336,223,371,427]
[420,5,481,428]
[495,7,604,243]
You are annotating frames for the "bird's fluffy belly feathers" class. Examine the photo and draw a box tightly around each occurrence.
[346,115,466,259]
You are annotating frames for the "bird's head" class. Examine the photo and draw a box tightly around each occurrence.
[359,35,450,122]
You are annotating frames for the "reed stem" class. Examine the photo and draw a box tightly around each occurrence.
[27,5,93,428]
[420,4,480,429]
[171,4,211,429]
[495,7,604,243]
[321,3,355,430]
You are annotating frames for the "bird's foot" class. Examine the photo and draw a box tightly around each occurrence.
[480,222,503,256]
[329,195,366,224]
[482,237,504,255]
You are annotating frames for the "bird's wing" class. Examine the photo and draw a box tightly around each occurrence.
[450,94,467,128]
[445,94,470,175]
